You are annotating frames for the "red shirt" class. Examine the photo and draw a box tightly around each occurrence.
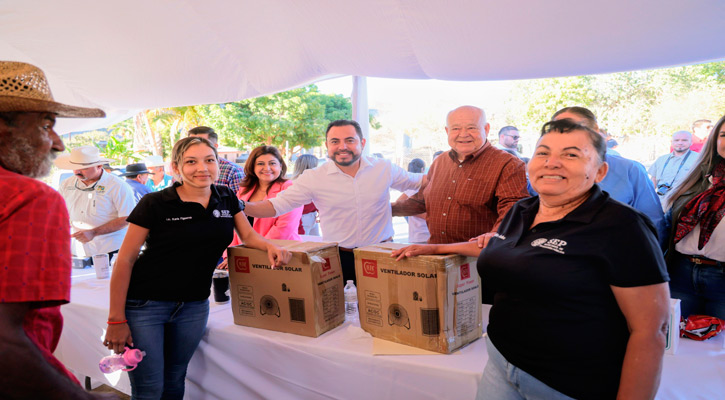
[0,166,78,384]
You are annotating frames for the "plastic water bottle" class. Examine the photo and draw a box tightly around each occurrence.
[99,347,146,373]
[344,280,358,323]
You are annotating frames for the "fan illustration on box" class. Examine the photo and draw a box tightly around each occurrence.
[260,295,281,317]
[388,304,411,329]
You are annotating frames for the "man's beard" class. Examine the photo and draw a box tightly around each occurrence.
[332,151,361,167]
[0,135,55,178]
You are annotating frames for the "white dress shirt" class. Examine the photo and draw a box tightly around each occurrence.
[269,156,422,248]
[59,170,136,256]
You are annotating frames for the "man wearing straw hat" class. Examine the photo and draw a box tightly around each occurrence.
[0,61,115,398]
[55,146,136,260]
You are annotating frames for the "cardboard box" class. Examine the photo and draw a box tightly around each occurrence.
[227,240,345,337]
[354,243,482,353]
[665,298,681,355]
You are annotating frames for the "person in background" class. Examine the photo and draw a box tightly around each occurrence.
[690,119,713,152]
[396,158,431,243]
[649,130,697,209]
[495,125,523,159]
[187,126,245,194]
[292,154,320,236]
[551,106,667,248]
[237,145,302,240]
[55,146,136,261]
[104,137,290,399]
[666,114,725,319]
[0,60,114,399]
[144,155,173,191]
[477,119,669,399]
[121,162,152,202]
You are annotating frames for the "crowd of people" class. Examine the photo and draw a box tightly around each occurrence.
[2,60,724,400]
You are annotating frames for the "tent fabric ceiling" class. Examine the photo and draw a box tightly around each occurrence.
[2,0,723,132]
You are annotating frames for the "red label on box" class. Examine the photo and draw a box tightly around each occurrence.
[322,257,331,271]
[362,259,378,278]
[235,256,250,273]
[460,263,470,279]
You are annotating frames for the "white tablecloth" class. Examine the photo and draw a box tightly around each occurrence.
[56,276,725,399]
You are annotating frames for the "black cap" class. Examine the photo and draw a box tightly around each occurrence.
[120,163,150,176]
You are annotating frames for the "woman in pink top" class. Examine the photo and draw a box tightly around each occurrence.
[237,145,302,240]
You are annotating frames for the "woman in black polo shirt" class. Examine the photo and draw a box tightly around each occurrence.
[665,114,725,319]
[103,137,290,400]
[477,119,669,400]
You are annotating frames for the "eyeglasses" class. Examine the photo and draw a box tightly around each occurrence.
[74,179,99,192]
[504,134,520,140]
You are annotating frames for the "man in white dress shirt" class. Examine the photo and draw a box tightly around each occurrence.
[244,120,423,282]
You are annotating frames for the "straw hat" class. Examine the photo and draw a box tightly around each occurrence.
[144,155,165,167]
[0,61,105,118]
[54,146,115,170]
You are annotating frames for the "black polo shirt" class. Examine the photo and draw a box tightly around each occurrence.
[126,183,242,302]
[477,185,668,400]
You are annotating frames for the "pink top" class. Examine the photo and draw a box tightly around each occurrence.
[238,180,302,240]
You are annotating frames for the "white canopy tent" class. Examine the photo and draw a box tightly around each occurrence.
[1,0,723,133]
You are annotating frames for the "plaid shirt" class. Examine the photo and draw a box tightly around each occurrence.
[217,157,245,195]
[393,142,528,244]
[0,166,78,383]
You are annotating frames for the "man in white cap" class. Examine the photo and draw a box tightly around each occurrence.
[0,61,116,398]
[55,145,136,261]
[144,154,173,191]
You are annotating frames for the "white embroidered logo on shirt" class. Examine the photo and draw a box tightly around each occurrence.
[493,233,507,240]
[531,238,567,254]
[214,209,233,218]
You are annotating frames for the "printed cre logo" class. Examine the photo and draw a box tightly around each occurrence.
[235,256,250,273]
[460,263,470,279]
[362,259,378,278]
[322,258,331,271]
[531,238,567,254]
[212,209,221,218]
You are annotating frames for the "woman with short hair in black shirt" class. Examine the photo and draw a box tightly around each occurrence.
[476,119,670,399]
[394,117,671,399]
[103,136,291,400]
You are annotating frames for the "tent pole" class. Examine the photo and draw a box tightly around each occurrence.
[351,76,370,157]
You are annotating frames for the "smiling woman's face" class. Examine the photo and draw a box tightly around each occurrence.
[528,130,608,204]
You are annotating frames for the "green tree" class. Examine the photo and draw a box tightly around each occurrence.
[197,85,353,157]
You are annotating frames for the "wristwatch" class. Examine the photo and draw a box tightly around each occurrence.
[239,199,246,211]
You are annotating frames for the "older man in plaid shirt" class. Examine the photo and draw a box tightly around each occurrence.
[393,105,528,247]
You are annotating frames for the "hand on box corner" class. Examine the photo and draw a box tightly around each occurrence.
[469,232,494,248]
[71,229,95,244]
[391,244,434,261]
[268,245,291,268]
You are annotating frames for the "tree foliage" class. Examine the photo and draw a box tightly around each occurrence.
[505,62,725,139]
[196,85,353,157]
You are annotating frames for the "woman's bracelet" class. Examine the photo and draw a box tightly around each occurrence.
[107,319,128,325]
